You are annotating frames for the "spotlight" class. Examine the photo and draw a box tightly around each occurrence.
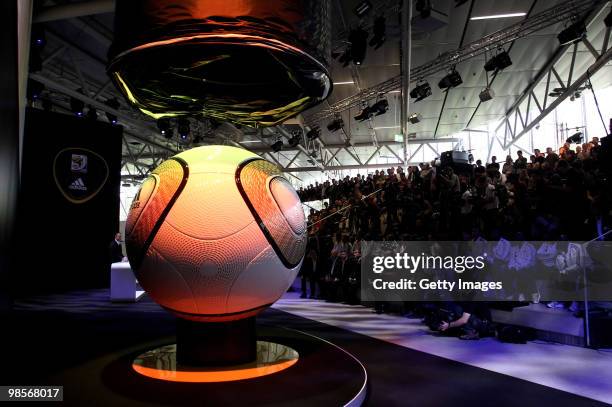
[570,91,582,102]
[29,25,46,72]
[369,16,386,49]
[410,81,432,102]
[484,51,512,72]
[306,127,321,140]
[26,79,44,100]
[86,106,98,120]
[548,87,565,97]
[479,88,495,102]
[408,113,422,124]
[288,134,301,148]
[157,118,172,138]
[549,85,586,98]
[558,21,586,45]
[354,106,372,122]
[348,28,369,65]
[438,70,462,90]
[416,0,432,18]
[271,139,283,152]
[370,99,389,116]
[31,25,46,48]
[327,118,344,132]
[70,96,85,117]
[354,0,372,18]
[177,118,190,140]
[104,98,120,125]
[566,132,583,144]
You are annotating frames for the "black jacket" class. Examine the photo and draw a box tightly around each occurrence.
[109,240,124,263]
[300,256,317,278]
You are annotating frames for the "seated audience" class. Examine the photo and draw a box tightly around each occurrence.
[295,141,611,341]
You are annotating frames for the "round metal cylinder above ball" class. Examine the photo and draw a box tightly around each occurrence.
[107,0,332,127]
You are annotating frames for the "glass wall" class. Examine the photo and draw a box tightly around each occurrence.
[449,83,611,165]
[119,183,140,221]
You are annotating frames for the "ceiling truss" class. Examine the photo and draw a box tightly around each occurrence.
[279,138,461,173]
[306,0,606,125]
[497,22,612,150]
[27,0,611,185]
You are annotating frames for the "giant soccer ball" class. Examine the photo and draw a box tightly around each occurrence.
[125,145,306,322]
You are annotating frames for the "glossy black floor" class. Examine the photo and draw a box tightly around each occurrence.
[2,290,606,406]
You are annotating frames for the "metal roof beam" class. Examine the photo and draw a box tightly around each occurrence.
[31,73,178,154]
[306,0,606,125]
[253,137,460,152]
[502,43,612,150]
[283,162,422,173]
[273,126,325,169]
[121,137,462,161]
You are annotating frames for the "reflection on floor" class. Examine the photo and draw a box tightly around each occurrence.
[273,292,612,405]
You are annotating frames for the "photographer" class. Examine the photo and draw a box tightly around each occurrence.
[431,302,492,340]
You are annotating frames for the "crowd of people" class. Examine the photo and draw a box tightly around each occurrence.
[296,137,611,340]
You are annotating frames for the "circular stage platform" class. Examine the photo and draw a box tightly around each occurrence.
[49,324,367,406]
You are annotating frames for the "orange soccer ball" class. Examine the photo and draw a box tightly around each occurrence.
[125,145,306,322]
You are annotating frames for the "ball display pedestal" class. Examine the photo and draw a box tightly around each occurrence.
[111,145,365,404]
[176,317,256,366]
[71,323,368,405]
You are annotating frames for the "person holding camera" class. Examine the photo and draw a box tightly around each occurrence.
[432,302,492,340]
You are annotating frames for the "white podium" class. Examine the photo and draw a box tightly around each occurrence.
[110,262,146,302]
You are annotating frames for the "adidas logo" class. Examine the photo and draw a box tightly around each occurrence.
[68,177,87,191]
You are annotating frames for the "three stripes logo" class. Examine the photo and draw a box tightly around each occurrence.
[68,177,88,191]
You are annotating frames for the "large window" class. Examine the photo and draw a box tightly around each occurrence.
[448,83,611,163]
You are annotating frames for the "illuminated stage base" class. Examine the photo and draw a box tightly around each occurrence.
[99,324,368,406]
[133,341,299,382]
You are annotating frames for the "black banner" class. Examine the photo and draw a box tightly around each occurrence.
[18,108,122,294]
[0,0,18,312]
